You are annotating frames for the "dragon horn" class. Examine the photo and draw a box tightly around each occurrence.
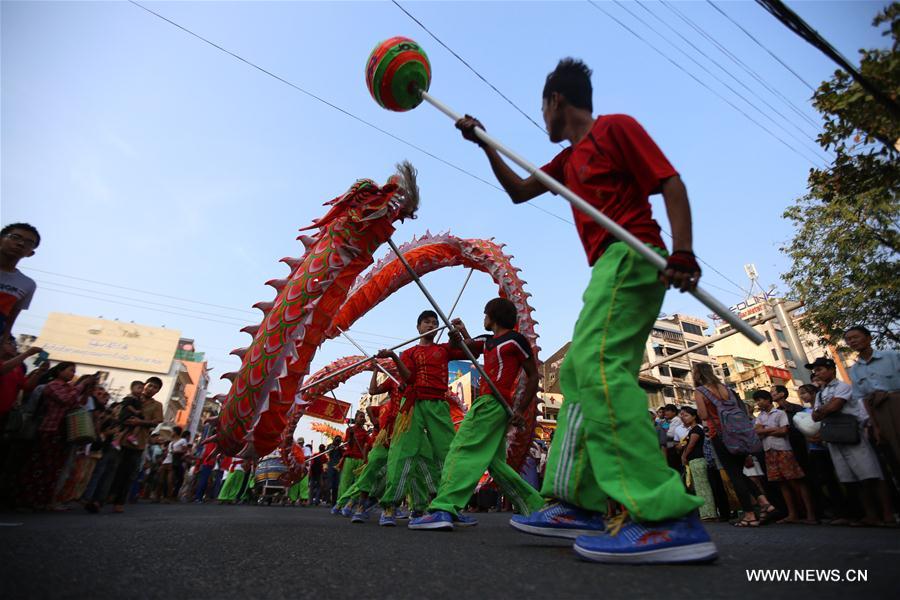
[240,324,260,337]
[265,278,289,292]
[253,301,274,313]
[230,347,248,360]
[221,372,237,382]
[297,235,316,251]
[280,257,302,270]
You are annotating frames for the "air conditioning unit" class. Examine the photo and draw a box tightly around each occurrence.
[786,360,796,368]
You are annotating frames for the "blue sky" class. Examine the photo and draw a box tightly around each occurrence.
[1,1,889,442]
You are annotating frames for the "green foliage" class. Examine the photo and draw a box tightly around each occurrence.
[782,4,899,348]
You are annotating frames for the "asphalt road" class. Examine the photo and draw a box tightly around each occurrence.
[1,503,897,599]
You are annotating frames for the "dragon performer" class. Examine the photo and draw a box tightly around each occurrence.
[217,162,420,457]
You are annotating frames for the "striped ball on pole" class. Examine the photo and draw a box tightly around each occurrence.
[365,36,431,112]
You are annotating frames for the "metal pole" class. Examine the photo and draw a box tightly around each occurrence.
[338,327,402,387]
[435,267,475,343]
[418,89,765,346]
[771,298,810,383]
[386,238,514,417]
[297,325,447,394]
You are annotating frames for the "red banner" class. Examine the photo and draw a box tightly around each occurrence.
[303,395,351,424]
[765,365,793,382]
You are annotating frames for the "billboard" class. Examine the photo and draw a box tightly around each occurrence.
[36,313,180,374]
[449,371,474,409]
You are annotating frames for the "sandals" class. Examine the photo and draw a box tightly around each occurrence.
[733,517,760,528]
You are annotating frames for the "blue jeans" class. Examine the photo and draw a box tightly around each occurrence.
[194,465,213,501]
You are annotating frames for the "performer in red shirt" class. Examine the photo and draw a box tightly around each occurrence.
[374,310,466,526]
[334,410,368,515]
[455,58,712,563]
[409,298,544,531]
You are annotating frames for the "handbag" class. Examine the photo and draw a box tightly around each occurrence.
[819,413,860,444]
[65,408,97,444]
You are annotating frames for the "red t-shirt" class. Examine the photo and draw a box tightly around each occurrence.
[400,343,466,401]
[343,425,367,459]
[471,332,533,404]
[0,365,26,416]
[541,114,675,265]
[200,441,218,467]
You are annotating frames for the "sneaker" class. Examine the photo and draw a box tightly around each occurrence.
[351,506,369,524]
[395,508,411,520]
[379,507,397,527]
[509,502,606,539]
[330,504,341,516]
[453,513,478,527]
[409,510,454,531]
[341,503,354,518]
[573,513,718,564]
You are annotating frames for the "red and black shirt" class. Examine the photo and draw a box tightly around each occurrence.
[470,331,534,404]
[400,342,467,401]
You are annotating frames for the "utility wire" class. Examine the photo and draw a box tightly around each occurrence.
[635,1,828,161]
[664,0,820,131]
[599,0,823,166]
[706,0,816,92]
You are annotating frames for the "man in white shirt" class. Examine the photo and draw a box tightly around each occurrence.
[808,357,894,526]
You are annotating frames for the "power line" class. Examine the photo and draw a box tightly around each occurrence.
[706,0,816,92]
[754,0,900,125]
[663,0,820,131]
[596,0,823,166]
[634,1,828,160]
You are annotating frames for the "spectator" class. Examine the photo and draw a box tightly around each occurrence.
[662,403,684,470]
[808,357,894,526]
[308,443,326,506]
[193,437,219,503]
[0,337,45,432]
[104,377,163,513]
[797,384,847,521]
[156,436,175,502]
[327,436,343,506]
[0,223,39,341]
[843,326,900,473]
[169,428,190,500]
[81,389,122,513]
[679,406,715,521]
[17,363,91,510]
[771,384,811,472]
[753,390,817,524]
[692,363,775,527]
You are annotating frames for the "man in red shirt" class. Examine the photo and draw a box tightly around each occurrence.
[409,298,544,530]
[334,410,369,515]
[456,59,713,564]
[374,310,466,526]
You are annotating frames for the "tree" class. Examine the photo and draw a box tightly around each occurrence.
[781,4,899,348]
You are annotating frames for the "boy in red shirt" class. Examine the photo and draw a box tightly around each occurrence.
[456,59,713,563]
[409,298,544,530]
[334,410,369,515]
[374,310,466,526]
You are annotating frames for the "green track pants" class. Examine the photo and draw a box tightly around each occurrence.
[540,242,702,522]
[380,399,454,508]
[429,394,543,516]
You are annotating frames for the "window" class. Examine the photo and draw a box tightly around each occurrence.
[663,387,675,398]
[659,366,671,377]
[682,322,704,336]
[771,348,780,361]
[765,331,772,342]
[776,330,787,342]
[722,364,731,377]
[692,347,709,356]
[783,348,794,362]
[655,346,665,357]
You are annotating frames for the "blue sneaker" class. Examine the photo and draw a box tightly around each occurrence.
[341,503,354,518]
[573,513,718,564]
[509,502,606,539]
[453,513,478,527]
[379,507,396,527]
[351,505,369,524]
[330,504,341,515]
[408,510,454,531]
[395,508,411,520]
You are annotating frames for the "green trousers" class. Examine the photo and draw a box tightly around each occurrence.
[429,394,544,516]
[337,457,364,505]
[217,470,246,502]
[380,399,454,508]
[687,458,716,519]
[335,442,389,507]
[288,476,309,502]
[540,242,702,522]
